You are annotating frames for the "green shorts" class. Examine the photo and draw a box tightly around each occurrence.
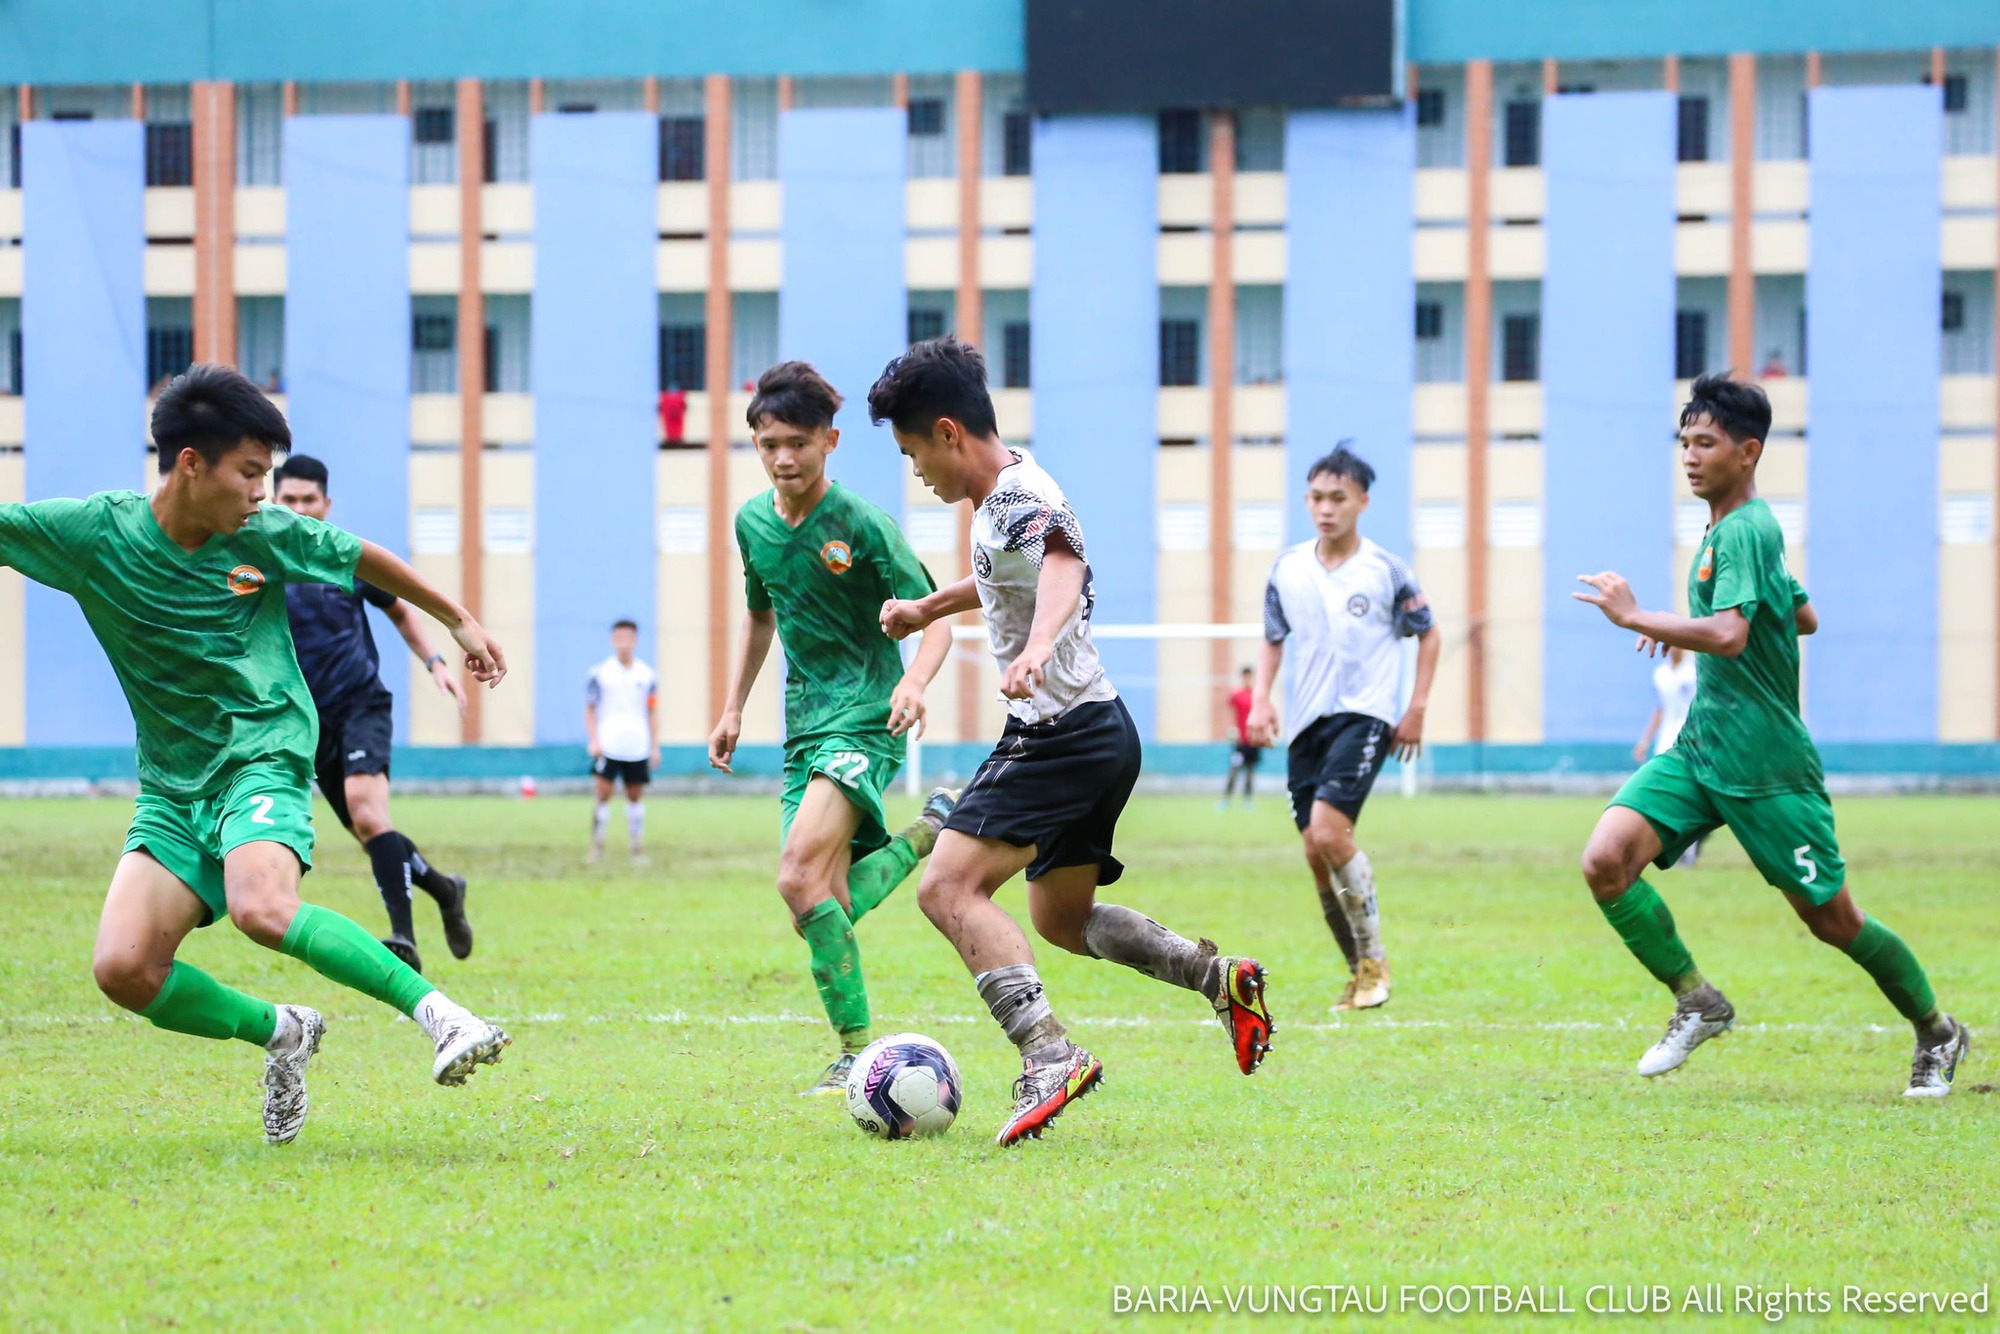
[1611,749,1846,904]
[779,735,904,861]
[124,764,317,928]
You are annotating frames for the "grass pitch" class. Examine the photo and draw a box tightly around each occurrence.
[1,790,1995,1329]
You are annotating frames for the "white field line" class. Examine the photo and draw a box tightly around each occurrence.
[0,1010,1914,1036]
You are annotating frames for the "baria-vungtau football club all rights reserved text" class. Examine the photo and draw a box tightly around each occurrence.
[1109,1282,1992,1321]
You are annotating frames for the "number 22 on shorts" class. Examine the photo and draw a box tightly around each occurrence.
[825,752,870,786]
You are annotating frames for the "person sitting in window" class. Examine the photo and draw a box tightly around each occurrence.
[1758,350,1788,380]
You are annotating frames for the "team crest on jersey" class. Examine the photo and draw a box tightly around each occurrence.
[820,540,854,574]
[1347,594,1371,617]
[1698,546,1714,581]
[974,546,993,580]
[227,565,266,596]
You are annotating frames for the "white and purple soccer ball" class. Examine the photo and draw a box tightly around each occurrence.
[844,1032,962,1139]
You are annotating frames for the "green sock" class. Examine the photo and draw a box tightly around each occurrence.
[1598,879,1703,996]
[797,898,870,1046]
[139,961,278,1045]
[1843,916,1939,1027]
[847,835,920,924]
[280,902,433,1017]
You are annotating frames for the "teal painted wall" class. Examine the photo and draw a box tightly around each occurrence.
[3,1,1998,85]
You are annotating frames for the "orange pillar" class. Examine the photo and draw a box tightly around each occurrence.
[1728,56,1756,376]
[953,71,985,739]
[1464,60,1494,743]
[1663,56,1680,94]
[191,82,237,368]
[456,78,487,741]
[1207,110,1237,729]
[1994,51,2000,735]
[704,75,735,724]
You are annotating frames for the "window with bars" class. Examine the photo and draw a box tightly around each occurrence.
[1158,109,1204,173]
[1002,321,1031,389]
[411,304,457,393]
[6,328,20,395]
[659,324,705,390]
[1676,97,1709,163]
[1002,110,1032,175]
[659,115,704,181]
[412,313,455,353]
[1159,320,1201,386]
[1502,101,1540,167]
[1501,314,1539,382]
[1415,300,1444,341]
[1416,88,1446,128]
[1942,291,1965,333]
[1675,310,1708,380]
[908,308,946,346]
[1943,73,1968,114]
[144,122,192,186]
[907,98,944,137]
[414,106,454,145]
[147,326,194,388]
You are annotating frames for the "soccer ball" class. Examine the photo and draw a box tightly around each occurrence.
[844,1032,962,1139]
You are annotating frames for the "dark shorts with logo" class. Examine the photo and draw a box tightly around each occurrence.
[313,682,395,831]
[946,697,1142,886]
[592,755,653,788]
[1287,711,1392,829]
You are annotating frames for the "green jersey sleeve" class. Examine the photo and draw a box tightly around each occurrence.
[1707,515,1765,624]
[255,505,361,590]
[736,513,773,612]
[0,497,99,594]
[869,510,937,602]
[1789,575,1810,609]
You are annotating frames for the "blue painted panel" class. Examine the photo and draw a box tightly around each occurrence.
[284,116,413,741]
[1807,86,1941,743]
[777,108,906,520]
[21,120,144,746]
[1408,0,2000,62]
[1283,109,1415,559]
[1030,116,1158,737]
[532,112,658,744]
[1541,92,1676,743]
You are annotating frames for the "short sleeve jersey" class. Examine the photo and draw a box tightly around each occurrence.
[1263,537,1434,741]
[286,578,398,713]
[970,451,1119,725]
[736,482,937,746]
[0,492,362,800]
[586,655,658,762]
[1674,498,1822,796]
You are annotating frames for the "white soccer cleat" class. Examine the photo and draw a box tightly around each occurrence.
[1904,1017,1970,1099]
[1637,989,1734,1078]
[1342,957,1390,1010]
[263,1005,325,1145]
[432,1013,511,1086]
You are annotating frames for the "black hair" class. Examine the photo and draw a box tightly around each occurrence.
[611,619,639,633]
[1679,373,1771,445]
[1306,441,1375,492]
[151,362,291,474]
[746,361,843,433]
[866,336,1000,438]
[273,453,329,495]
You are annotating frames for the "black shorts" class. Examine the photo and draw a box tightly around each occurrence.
[592,755,652,788]
[1287,711,1391,829]
[946,697,1141,886]
[1232,741,1263,768]
[314,683,394,831]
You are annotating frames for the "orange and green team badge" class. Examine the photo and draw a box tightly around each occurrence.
[820,540,853,574]
[227,565,266,596]
[1697,546,1713,582]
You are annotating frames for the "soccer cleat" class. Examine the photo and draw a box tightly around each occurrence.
[432,1013,511,1086]
[1904,1017,1970,1099]
[1637,987,1735,1077]
[263,1006,325,1146]
[380,935,423,973]
[1331,971,1360,1013]
[433,874,474,961]
[802,1052,857,1097]
[897,788,962,861]
[995,1044,1103,1146]
[1343,957,1391,1010]
[1211,956,1274,1075]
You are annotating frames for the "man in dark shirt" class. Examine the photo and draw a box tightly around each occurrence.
[274,455,473,972]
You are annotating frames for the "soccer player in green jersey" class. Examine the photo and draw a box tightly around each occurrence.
[1574,374,1967,1096]
[707,361,959,1095]
[0,364,513,1145]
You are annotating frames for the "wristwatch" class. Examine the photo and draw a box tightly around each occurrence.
[425,653,448,671]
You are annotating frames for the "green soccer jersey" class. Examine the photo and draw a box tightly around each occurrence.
[1673,497,1821,797]
[736,482,937,747]
[0,491,362,800]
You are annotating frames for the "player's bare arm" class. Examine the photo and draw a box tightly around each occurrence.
[1002,530,1085,700]
[1796,600,1818,636]
[1393,622,1441,762]
[709,608,777,772]
[886,619,954,738]
[1572,571,1750,659]
[354,541,506,684]
[383,598,469,715]
[880,575,980,640]
[1247,638,1284,747]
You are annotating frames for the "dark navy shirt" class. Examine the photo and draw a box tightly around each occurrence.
[286,578,399,714]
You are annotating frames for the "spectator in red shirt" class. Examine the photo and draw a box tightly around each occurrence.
[1222,665,1263,809]
[658,385,688,445]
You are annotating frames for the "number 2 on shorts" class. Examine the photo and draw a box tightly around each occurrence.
[249,795,276,826]
[1792,844,1818,884]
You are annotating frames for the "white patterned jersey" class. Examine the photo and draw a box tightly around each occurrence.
[1264,537,1433,742]
[586,654,657,761]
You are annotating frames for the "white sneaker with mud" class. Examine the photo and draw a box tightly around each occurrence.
[1343,957,1390,1010]
[263,1005,325,1145]
[1904,1017,1970,1099]
[1637,989,1734,1077]
[431,1012,511,1086]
